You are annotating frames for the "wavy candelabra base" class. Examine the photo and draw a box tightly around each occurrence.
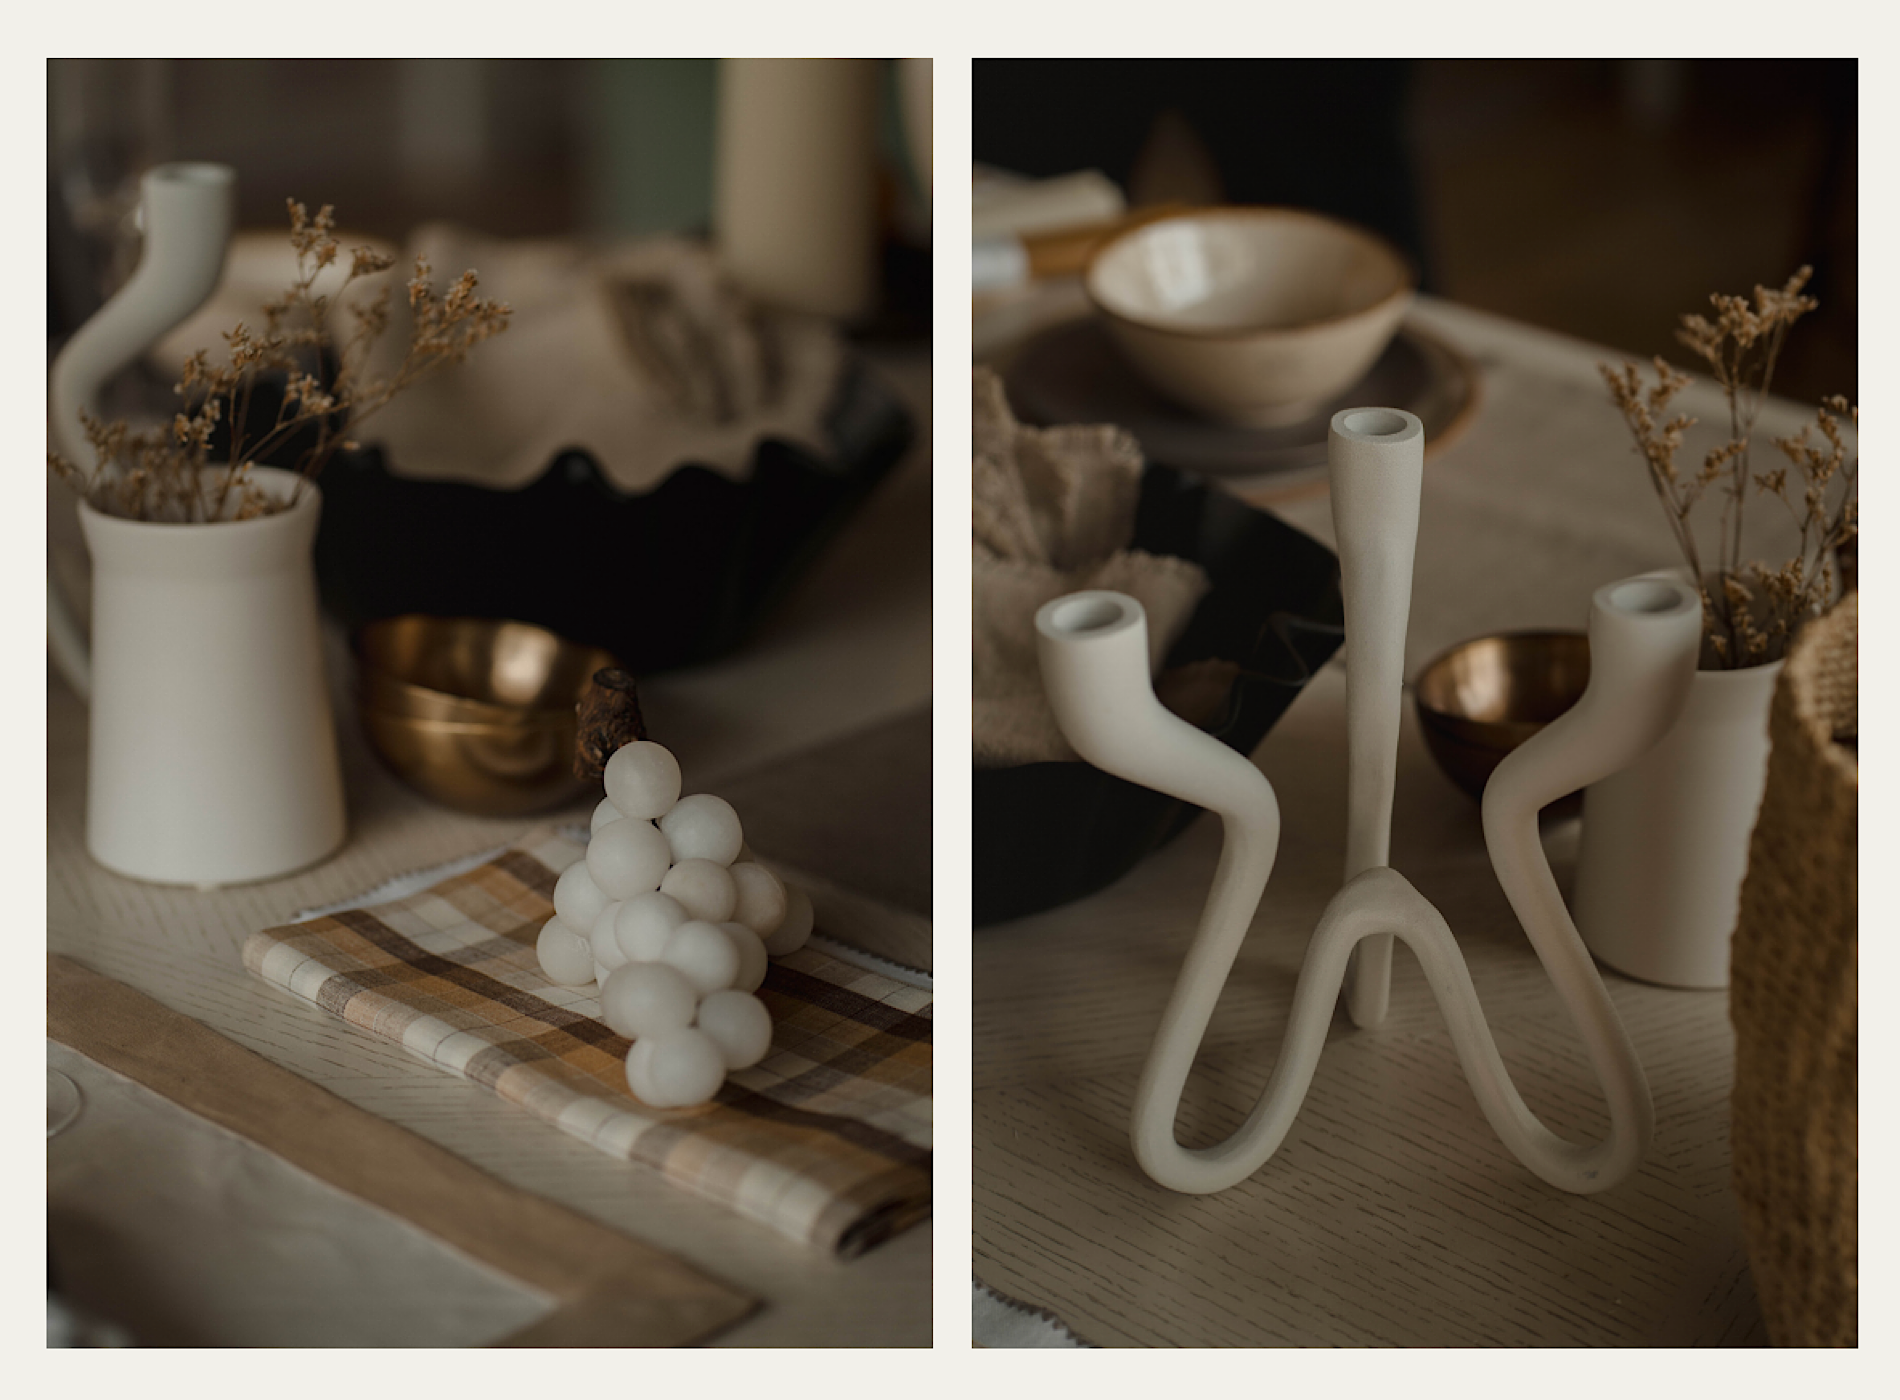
[1036,408,1702,1197]
[1134,867,1636,1196]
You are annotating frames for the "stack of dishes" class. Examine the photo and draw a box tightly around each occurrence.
[354,616,618,816]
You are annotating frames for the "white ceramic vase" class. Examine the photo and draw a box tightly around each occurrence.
[1573,655,1782,989]
[78,469,347,885]
[50,161,348,885]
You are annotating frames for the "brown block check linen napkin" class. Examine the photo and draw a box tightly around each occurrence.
[243,826,931,1258]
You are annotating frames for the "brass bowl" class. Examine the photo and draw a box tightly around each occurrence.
[356,616,614,711]
[1413,630,1590,799]
[352,616,619,816]
[356,666,551,727]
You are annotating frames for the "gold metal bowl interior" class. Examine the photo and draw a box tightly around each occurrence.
[358,709,580,815]
[356,666,556,726]
[352,616,619,816]
[355,616,617,712]
[1413,631,1590,798]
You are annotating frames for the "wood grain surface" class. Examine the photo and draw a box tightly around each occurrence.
[49,955,758,1347]
[971,300,1798,1348]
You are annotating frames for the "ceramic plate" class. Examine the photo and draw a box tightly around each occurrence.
[1003,317,1478,492]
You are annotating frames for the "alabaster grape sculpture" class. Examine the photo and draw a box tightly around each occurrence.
[535,740,814,1108]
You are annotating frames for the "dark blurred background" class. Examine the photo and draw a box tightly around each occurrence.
[48,58,931,342]
[974,59,1855,402]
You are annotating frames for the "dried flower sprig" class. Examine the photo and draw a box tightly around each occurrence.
[1600,268,1855,668]
[49,198,511,523]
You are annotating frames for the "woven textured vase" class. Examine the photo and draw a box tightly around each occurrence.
[1730,592,1858,1347]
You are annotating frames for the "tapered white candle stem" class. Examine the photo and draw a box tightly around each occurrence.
[1327,407,1425,1027]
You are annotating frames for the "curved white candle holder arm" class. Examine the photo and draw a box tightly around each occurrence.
[1034,591,1284,1190]
[48,162,237,701]
[1473,574,1700,1186]
[50,162,237,466]
[1034,412,1704,1198]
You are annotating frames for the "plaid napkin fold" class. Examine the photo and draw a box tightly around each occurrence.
[242,826,931,1258]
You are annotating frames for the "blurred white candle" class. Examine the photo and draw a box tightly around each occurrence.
[714,57,878,322]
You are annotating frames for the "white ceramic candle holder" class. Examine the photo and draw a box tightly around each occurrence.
[50,161,238,697]
[1036,407,1702,1196]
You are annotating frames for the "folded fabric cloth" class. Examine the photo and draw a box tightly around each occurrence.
[350,228,845,493]
[973,365,1143,570]
[972,367,1210,767]
[243,826,931,1258]
[149,227,844,495]
[974,549,1211,768]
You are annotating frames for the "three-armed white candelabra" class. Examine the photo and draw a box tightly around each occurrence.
[1036,408,1701,1195]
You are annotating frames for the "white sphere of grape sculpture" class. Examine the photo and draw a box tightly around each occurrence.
[763,883,814,957]
[589,903,630,972]
[697,989,774,1069]
[553,861,611,934]
[603,741,682,821]
[660,793,744,866]
[662,920,742,996]
[537,918,596,986]
[660,858,738,924]
[632,1027,727,1109]
[587,818,671,900]
[729,862,788,938]
[535,738,818,1111]
[613,890,690,964]
[600,961,698,1040]
[720,922,770,995]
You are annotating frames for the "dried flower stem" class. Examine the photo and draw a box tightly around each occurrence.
[49,198,510,523]
[1601,267,1856,669]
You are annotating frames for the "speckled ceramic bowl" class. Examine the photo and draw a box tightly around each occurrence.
[1087,206,1414,427]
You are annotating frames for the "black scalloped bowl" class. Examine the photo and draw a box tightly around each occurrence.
[312,360,913,675]
[973,464,1343,927]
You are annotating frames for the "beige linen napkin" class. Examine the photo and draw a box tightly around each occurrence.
[972,368,1209,767]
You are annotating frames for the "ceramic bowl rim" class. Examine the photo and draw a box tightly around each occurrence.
[1083,205,1418,343]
